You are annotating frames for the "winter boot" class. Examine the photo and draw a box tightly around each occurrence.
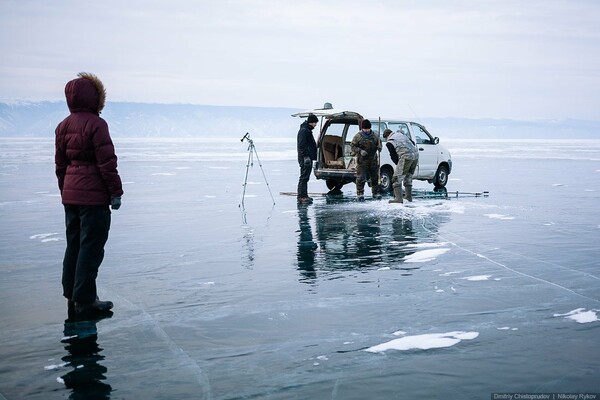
[389,184,403,203]
[372,184,382,200]
[75,298,114,314]
[404,185,413,202]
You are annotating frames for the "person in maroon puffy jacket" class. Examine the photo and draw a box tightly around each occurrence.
[55,72,123,317]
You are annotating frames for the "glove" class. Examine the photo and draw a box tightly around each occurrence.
[360,149,368,157]
[111,196,122,210]
[303,157,311,167]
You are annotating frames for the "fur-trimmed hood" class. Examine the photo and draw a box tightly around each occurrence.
[64,72,107,114]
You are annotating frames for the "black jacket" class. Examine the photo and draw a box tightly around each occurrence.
[297,121,317,162]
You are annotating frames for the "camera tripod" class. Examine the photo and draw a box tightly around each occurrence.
[239,132,275,210]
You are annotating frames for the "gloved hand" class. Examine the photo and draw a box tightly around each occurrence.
[111,196,122,210]
[360,149,368,157]
[303,157,311,167]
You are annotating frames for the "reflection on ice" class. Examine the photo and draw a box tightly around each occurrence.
[294,194,454,281]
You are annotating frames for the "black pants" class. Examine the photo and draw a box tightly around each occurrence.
[62,205,111,304]
[297,160,312,199]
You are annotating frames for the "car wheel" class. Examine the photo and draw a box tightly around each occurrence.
[433,164,449,187]
[379,167,393,193]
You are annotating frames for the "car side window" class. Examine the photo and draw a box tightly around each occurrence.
[387,123,409,140]
[410,123,432,145]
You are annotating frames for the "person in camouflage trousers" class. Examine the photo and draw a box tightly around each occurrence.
[383,128,419,203]
[351,119,382,201]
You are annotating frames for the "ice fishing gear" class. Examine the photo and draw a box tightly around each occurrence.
[239,132,275,210]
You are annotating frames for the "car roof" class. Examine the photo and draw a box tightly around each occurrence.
[292,105,362,119]
[367,118,418,125]
[292,109,363,119]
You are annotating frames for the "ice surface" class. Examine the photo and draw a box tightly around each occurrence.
[1,138,599,399]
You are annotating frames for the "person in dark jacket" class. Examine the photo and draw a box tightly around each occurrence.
[297,114,318,204]
[55,72,123,316]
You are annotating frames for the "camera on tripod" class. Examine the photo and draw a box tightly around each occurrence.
[239,132,275,211]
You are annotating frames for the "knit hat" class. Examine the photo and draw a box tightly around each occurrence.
[362,119,372,129]
[307,114,319,123]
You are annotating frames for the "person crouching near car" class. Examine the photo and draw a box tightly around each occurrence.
[351,119,382,201]
[55,72,123,317]
[383,128,419,203]
[297,113,318,204]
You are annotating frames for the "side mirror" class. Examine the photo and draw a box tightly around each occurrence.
[434,137,440,144]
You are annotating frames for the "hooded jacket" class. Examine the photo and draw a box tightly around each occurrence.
[297,121,317,162]
[55,73,123,206]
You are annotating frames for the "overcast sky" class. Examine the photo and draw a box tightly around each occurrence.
[1,0,599,120]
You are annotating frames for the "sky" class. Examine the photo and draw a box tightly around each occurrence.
[1,0,599,120]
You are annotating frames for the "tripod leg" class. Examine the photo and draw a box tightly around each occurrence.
[239,145,254,209]
[252,145,276,205]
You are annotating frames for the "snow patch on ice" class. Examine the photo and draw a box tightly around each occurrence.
[404,248,450,263]
[151,172,175,176]
[44,362,67,370]
[554,308,599,324]
[406,242,450,248]
[552,183,565,187]
[365,331,479,353]
[377,267,391,271]
[30,233,61,242]
[463,275,492,281]
[440,271,463,277]
[484,214,514,220]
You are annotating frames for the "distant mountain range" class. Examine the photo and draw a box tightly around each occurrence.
[1,101,598,139]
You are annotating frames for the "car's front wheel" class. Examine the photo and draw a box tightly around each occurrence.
[433,164,449,187]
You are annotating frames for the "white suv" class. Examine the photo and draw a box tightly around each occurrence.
[293,106,452,193]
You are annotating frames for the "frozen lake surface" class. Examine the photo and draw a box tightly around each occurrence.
[1,137,599,399]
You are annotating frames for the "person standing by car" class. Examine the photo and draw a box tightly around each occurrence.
[351,119,382,201]
[383,128,419,203]
[55,72,123,316]
[297,113,319,204]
